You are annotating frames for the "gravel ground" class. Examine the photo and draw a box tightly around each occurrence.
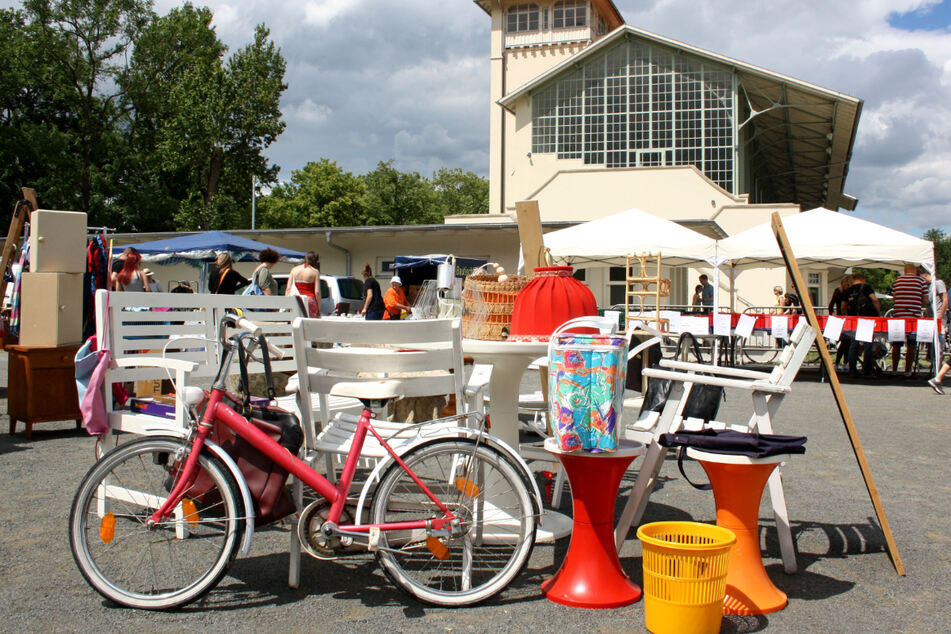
[2,352,949,632]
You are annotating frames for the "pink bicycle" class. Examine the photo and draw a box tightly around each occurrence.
[69,313,538,609]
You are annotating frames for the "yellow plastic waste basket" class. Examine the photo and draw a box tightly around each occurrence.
[637,521,737,634]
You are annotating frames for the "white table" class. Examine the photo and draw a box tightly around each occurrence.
[461,339,575,542]
[461,339,549,449]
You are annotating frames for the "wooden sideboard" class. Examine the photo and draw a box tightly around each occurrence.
[7,344,82,439]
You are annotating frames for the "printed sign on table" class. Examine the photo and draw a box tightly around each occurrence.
[680,316,709,336]
[713,312,732,336]
[735,313,756,338]
[855,319,875,343]
[887,319,905,343]
[824,316,845,342]
[917,319,936,341]
[771,315,789,340]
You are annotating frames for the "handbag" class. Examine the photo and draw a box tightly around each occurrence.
[638,332,725,422]
[242,266,264,296]
[75,335,111,436]
[658,428,807,490]
[186,335,303,526]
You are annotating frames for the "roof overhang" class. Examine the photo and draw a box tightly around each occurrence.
[474,0,624,28]
[499,25,863,213]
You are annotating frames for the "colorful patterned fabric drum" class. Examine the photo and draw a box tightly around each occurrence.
[548,333,627,453]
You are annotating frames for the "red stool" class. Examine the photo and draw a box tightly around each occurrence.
[687,448,791,615]
[542,438,646,608]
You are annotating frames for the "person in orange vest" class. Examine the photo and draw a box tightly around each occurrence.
[383,276,411,320]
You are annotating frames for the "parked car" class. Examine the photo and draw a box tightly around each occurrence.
[274,274,364,316]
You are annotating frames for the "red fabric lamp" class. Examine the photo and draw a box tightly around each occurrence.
[509,266,598,341]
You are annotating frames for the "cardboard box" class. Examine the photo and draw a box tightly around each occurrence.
[29,209,87,273]
[18,272,84,346]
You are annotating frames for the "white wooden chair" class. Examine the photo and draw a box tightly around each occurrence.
[94,289,306,438]
[288,317,470,587]
[615,319,817,574]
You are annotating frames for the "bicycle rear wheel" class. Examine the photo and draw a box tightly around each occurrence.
[370,440,536,606]
[69,436,244,609]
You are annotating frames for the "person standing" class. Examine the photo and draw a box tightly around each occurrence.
[829,274,853,368]
[698,274,714,312]
[922,270,949,371]
[286,251,321,318]
[142,269,162,292]
[383,276,411,320]
[360,264,385,320]
[209,253,250,294]
[112,247,149,292]
[845,272,881,378]
[251,249,280,296]
[889,263,928,376]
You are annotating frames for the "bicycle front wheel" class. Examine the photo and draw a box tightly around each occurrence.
[370,440,536,606]
[69,436,244,610]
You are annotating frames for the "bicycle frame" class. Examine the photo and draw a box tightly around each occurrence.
[149,332,463,538]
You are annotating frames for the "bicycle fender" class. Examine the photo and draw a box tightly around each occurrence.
[203,439,257,555]
[351,429,544,526]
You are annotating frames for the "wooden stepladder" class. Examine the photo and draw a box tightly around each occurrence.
[624,252,669,333]
[0,187,38,308]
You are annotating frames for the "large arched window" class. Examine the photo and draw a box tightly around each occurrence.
[507,4,540,33]
[554,1,586,28]
[531,39,736,192]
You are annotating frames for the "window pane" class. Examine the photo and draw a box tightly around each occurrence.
[530,38,735,191]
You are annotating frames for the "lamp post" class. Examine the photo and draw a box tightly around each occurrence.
[251,175,257,230]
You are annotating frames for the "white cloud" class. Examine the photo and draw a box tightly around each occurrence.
[303,0,357,28]
[290,98,332,125]
[132,1,951,234]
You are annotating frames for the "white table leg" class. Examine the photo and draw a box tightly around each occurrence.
[485,355,536,449]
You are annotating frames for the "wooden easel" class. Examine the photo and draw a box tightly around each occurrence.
[771,212,905,576]
[0,187,38,308]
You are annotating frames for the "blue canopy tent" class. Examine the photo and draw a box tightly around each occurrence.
[391,254,487,287]
[116,230,305,292]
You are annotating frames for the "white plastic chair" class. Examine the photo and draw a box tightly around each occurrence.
[288,317,470,587]
[615,319,817,574]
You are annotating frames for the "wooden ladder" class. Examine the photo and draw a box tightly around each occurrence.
[624,252,668,332]
[0,187,38,308]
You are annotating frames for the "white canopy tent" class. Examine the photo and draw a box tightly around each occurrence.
[716,208,939,368]
[716,208,934,271]
[539,207,718,268]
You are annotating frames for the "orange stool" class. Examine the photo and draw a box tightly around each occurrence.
[542,438,646,608]
[686,448,791,615]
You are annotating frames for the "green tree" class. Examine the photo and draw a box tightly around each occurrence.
[925,228,951,285]
[115,2,226,230]
[257,159,368,228]
[21,0,152,223]
[127,12,286,230]
[362,160,441,225]
[431,167,488,216]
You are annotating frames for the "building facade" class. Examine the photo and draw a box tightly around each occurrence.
[468,0,863,308]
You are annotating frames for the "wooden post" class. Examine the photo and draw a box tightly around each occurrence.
[0,188,38,309]
[770,212,905,576]
[515,200,545,275]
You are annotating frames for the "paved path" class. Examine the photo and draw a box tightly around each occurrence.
[2,353,948,632]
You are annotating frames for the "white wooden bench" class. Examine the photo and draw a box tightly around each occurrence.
[94,288,314,436]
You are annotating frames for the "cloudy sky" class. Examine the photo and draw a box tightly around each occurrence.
[15,0,951,235]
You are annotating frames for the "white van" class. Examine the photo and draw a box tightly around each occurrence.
[274,274,364,316]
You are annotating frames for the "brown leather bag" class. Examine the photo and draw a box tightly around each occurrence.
[190,396,302,525]
[185,332,304,526]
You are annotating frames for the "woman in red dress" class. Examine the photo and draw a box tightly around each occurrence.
[286,251,321,317]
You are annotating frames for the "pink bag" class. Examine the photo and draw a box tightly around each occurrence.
[75,335,111,435]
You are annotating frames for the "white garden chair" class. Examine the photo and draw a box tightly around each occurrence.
[615,319,817,574]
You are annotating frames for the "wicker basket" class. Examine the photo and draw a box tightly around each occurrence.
[461,272,530,340]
